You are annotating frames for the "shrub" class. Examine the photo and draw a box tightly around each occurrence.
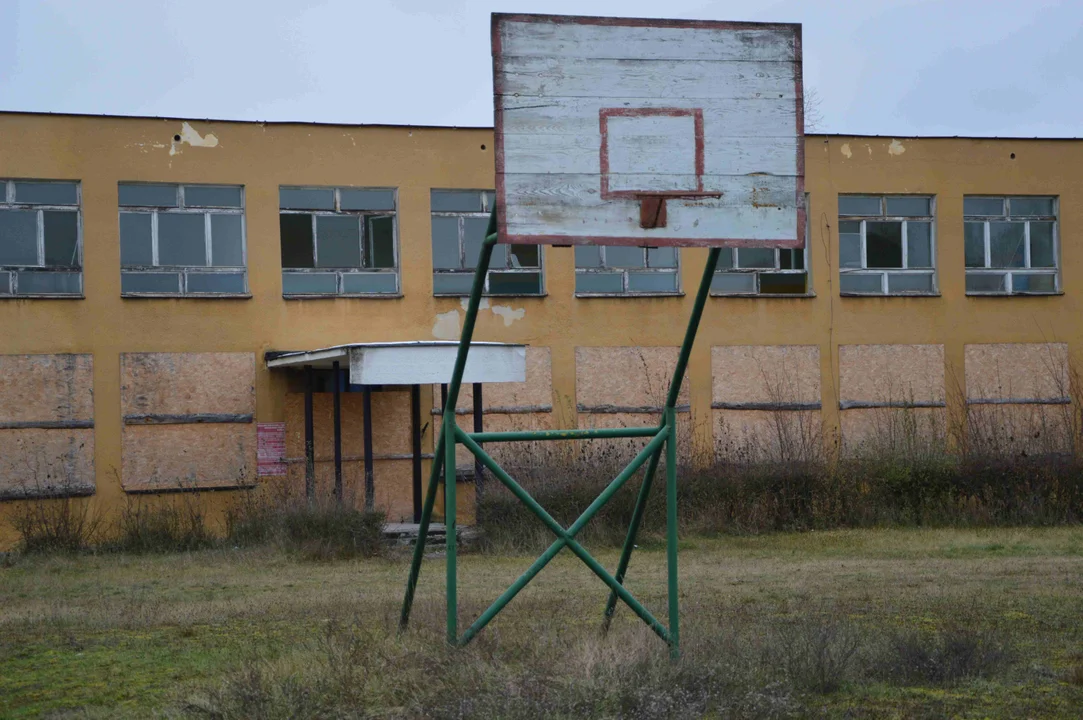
[872,627,1012,685]
[11,494,101,554]
[109,494,215,553]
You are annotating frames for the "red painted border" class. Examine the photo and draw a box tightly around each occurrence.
[492,13,805,249]
[598,107,714,200]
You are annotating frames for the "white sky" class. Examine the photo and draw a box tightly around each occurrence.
[1,0,1080,136]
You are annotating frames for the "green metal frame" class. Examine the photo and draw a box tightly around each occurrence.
[400,208,720,657]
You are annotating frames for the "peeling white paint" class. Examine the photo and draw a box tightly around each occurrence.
[169,122,220,156]
[865,144,873,156]
[432,310,461,340]
[126,141,168,154]
[840,143,852,159]
[888,139,906,156]
[491,305,526,327]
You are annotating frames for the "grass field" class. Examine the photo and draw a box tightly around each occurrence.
[1,527,1082,718]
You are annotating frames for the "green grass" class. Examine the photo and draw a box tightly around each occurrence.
[1,527,1082,718]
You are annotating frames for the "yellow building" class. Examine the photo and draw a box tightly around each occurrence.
[1,111,1079,547]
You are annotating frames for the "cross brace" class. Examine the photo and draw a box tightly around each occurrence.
[399,208,721,658]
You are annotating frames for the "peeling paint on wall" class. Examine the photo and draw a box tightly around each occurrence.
[491,304,526,326]
[840,143,852,159]
[432,310,461,340]
[888,139,906,156]
[170,121,220,156]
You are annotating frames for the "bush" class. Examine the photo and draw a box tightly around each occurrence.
[109,495,215,553]
[11,494,101,554]
[872,627,1012,685]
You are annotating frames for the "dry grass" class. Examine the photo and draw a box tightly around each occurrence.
[0,527,1081,718]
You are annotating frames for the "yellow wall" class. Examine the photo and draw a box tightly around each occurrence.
[1,112,1081,547]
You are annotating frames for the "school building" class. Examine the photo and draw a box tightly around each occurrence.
[0,111,1079,546]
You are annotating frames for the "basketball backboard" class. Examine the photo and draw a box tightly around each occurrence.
[492,14,805,248]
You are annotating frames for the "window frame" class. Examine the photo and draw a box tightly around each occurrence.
[964,195,1060,296]
[0,178,83,298]
[280,186,400,298]
[838,194,938,297]
[431,189,545,297]
[119,183,249,298]
[709,245,811,296]
[574,245,683,297]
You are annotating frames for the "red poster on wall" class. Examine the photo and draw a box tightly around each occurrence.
[257,422,287,477]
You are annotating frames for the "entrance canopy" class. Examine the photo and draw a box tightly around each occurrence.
[266,341,526,385]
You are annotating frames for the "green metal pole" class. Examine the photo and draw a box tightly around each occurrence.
[467,426,660,443]
[665,405,680,658]
[399,437,444,631]
[601,248,721,631]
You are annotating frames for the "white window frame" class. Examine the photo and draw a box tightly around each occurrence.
[711,247,810,296]
[431,189,544,297]
[838,195,937,296]
[574,245,682,297]
[0,179,83,297]
[280,186,400,297]
[964,196,1060,295]
[120,183,248,297]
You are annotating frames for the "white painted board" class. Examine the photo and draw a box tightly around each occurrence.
[349,344,526,385]
[493,14,805,248]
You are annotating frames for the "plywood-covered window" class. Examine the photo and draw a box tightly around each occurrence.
[0,179,82,297]
[574,245,680,296]
[280,186,398,297]
[431,189,543,296]
[120,183,248,296]
[838,195,936,296]
[964,196,1059,295]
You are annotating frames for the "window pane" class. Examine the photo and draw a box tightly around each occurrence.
[838,232,861,269]
[965,273,1005,293]
[839,273,883,294]
[489,271,542,294]
[483,191,496,211]
[315,215,361,268]
[463,217,490,269]
[433,273,475,294]
[431,216,460,269]
[989,222,1025,268]
[0,209,39,265]
[605,245,645,268]
[187,272,246,293]
[1029,222,1056,268]
[1009,197,1054,217]
[885,197,930,217]
[341,189,395,211]
[964,197,1003,216]
[759,272,807,294]
[906,221,932,268]
[865,221,903,268]
[280,214,314,268]
[737,248,775,269]
[210,215,244,267]
[122,272,180,294]
[158,213,207,266]
[14,181,78,205]
[710,272,756,293]
[964,222,986,268]
[1012,273,1056,293]
[887,273,933,294]
[342,272,398,294]
[575,245,602,268]
[576,272,624,293]
[431,190,483,212]
[120,213,153,267]
[509,244,539,269]
[715,247,734,270]
[17,271,80,294]
[279,188,334,210]
[43,211,79,267]
[838,221,861,234]
[119,184,178,207]
[0,271,9,294]
[282,272,337,294]
[647,246,677,268]
[365,216,396,269]
[628,271,678,293]
[779,248,804,270]
[838,196,881,216]
[184,185,243,208]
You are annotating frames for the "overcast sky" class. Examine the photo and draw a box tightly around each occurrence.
[1,0,1080,137]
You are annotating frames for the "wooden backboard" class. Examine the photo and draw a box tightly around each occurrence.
[493,13,804,248]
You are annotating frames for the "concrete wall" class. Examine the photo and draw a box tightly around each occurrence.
[2,113,1083,546]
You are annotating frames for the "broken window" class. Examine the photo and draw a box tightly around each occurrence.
[431,190,543,296]
[964,196,1058,295]
[710,194,811,297]
[119,183,248,296]
[574,244,679,295]
[280,186,398,296]
[838,195,936,295]
[0,179,82,297]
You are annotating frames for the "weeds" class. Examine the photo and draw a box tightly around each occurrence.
[108,493,215,553]
[11,492,102,554]
[872,627,1013,686]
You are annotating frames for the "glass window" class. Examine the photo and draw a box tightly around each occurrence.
[0,179,82,296]
[712,196,811,297]
[280,186,398,296]
[431,189,542,296]
[119,182,247,296]
[838,194,936,295]
[964,196,1058,295]
[576,244,680,295]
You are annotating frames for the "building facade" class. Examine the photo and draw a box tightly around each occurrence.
[1,112,1079,546]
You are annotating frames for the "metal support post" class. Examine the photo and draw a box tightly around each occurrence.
[333,361,343,505]
[411,384,423,523]
[665,405,679,658]
[472,382,484,497]
[304,364,315,503]
[363,386,375,512]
